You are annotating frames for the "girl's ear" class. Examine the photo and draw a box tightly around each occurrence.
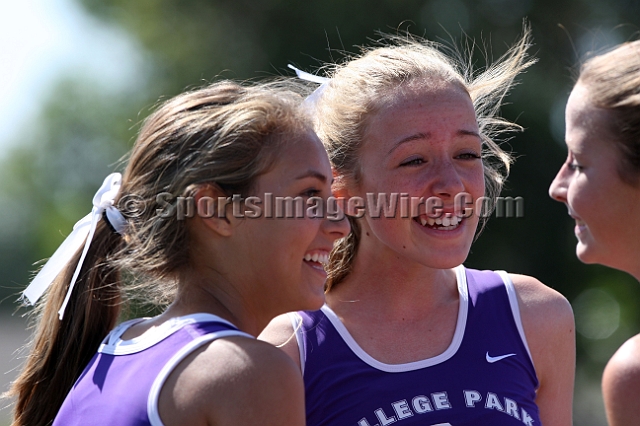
[192,184,234,237]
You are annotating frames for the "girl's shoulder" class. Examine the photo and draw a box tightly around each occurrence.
[258,313,302,370]
[160,334,305,425]
[507,273,574,328]
[507,274,575,426]
[603,334,640,426]
[506,273,575,363]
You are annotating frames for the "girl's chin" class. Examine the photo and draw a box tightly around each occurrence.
[576,243,597,265]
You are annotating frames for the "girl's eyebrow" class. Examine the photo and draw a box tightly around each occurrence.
[388,132,429,155]
[295,170,328,183]
[388,129,481,155]
[459,129,481,139]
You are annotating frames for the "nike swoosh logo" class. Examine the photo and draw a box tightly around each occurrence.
[486,352,516,363]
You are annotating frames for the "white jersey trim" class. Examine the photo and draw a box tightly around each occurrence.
[495,270,536,370]
[98,313,239,356]
[147,329,253,426]
[317,265,469,373]
[288,312,307,376]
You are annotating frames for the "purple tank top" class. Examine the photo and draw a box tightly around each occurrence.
[294,267,541,426]
[53,313,251,426]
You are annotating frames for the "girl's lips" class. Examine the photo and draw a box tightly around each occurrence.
[304,259,328,278]
[303,249,331,278]
[412,215,467,237]
[566,205,581,221]
[567,209,586,229]
[413,214,464,230]
[574,219,588,236]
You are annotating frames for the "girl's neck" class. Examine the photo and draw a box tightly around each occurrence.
[159,270,267,338]
[327,250,460,321]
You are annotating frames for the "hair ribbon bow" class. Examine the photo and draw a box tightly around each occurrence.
[22,173,126,319]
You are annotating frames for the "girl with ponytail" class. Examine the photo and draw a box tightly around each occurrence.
[8,80,349,426]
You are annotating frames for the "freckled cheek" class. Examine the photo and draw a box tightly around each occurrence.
[360,175,404,194]
[463,172,485,198]
[397,178,426,194]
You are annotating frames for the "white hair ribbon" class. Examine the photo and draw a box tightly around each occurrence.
[21,172,126,320]
[288,64,330,108]
[287,64,329,84]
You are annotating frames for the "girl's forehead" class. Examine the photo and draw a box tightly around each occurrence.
[373,79,469,110]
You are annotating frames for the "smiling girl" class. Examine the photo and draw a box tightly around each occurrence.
[7,81,349,426]
[263,29,575,426]
[549,40,640,426]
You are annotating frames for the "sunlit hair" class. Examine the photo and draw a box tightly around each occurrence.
[7,80,310,426]
[315,26,535,290]
[578,40,640,185]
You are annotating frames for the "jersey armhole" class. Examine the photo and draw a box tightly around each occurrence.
[147,329,252,426]
[288,312,306,376]
[495,270,536,371]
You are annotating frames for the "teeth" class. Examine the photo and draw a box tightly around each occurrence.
[416,215,462,229]
[304,253,329,264]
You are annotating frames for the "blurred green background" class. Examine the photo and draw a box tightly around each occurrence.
[1,0,639,424]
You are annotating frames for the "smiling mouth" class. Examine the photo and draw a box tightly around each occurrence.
[304,253,329,264]
[303,252,329,269]
[413,214,462,231]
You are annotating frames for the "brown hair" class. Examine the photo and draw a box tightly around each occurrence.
[578,40,640,185]
[314,28,535,289]
[7,80,309,426]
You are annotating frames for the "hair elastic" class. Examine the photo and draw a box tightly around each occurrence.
[21,173,127,320]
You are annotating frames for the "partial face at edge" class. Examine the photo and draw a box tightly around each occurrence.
[549,83,640,274]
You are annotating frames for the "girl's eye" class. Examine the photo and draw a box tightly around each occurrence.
[568,161,583,171]
[456,151,481,160]
[567,158,583,171]
[302,188,322,198]
[566,152,583,171]
[400,157,425,167]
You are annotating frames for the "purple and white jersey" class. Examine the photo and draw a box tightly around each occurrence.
[53,313,251,426]
[293,266,541,426]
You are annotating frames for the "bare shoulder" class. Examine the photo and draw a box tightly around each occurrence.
[159,336,305,426]
[507,274,575,367]
[605,334,640,378]
[207,334,301,378]
[258,313,302,369]
[508,273,574,331]
[508,274,575,426]
[603,334,640,426]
